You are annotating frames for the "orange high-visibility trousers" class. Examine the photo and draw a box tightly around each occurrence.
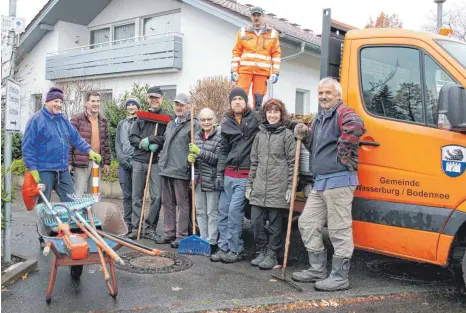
[236,74,268,110]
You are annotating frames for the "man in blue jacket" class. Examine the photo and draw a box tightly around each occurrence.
[22,87,102,246]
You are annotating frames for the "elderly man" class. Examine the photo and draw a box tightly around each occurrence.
[116,97,140,234]
[69,91,111,197]
[128,86,169,240]
[231,6,281,110]
[158,93,200,248]
[292,77,366,291]
[22,87,101,247]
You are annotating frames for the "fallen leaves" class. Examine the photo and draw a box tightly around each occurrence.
[21,273,28,280]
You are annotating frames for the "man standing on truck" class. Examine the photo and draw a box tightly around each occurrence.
[292,77,366,291]
[231,6,281,110]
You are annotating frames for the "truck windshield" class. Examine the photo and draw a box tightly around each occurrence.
[436,40,466,69]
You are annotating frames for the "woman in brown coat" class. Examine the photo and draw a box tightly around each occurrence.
[246,99,296,270]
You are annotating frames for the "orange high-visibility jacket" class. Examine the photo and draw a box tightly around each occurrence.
[231,24,281,77]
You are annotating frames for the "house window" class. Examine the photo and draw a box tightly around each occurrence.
[160,86,176,103]
[295,89,310,114]
[114,23,135,45]
[99,90,113,104]
[360,46,424,124]
[90,27,110,49]
[143,12,181,39]
[32,94,42,112]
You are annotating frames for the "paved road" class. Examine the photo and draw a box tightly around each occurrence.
[2,194,464,313]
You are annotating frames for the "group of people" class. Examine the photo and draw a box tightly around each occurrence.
[21,5,366,292]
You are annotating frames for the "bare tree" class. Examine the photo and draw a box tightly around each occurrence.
[423,3,466,41]
[56,79,104,118]
[365,11,403,28]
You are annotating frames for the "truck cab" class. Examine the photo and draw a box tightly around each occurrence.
[313,9,466,283]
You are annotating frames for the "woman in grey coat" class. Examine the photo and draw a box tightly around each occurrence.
[188,108,222,253]
[246,99,296,270]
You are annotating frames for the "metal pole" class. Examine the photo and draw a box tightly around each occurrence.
[3,0,18,263]
[434,0,446,33]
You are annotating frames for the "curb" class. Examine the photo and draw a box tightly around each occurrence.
[1,253,38,287]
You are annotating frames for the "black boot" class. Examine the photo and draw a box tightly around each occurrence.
[292,250,327,283]
[314,256,351,291]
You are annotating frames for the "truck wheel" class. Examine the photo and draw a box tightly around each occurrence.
[70,265,83,279]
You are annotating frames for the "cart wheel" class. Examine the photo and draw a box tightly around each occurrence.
[70,265,83,279]
[46,298,51,304]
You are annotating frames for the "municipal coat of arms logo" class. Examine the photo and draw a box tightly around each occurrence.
[441,145,466,178]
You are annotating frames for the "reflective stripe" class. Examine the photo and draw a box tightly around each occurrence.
[240,60,271,68]
[242,53,271,61]
[273,64,280,69]
[271,29,277,38]
[272,58,281,63]
[241,27,245,37]
[232,57,241,61]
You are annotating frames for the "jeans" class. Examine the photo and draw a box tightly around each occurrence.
[195,183,219,245]
[131,161,162,231]
[118,166,133,226]
[251,205,283,253]
[217,175,247,254]
[161,177,190,239]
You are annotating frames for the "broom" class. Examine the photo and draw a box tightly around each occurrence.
[178,103,211,255]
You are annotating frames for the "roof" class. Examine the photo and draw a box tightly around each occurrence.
[204,0,321,46]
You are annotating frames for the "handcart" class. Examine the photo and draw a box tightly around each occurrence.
[22,171,163,304]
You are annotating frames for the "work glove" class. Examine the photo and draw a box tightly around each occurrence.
[285,189,292,203]
[123,160,133,171]
[148,144,159,152]
[270,73,279,84]
[88,150,102,163]
[215,175,224,190]
[187,153,197,164]
[231,72,239,82]
[189,143,201,156]
[245,188,252,200]
[30,170,41,184]
[139,137,150,150]
[294,123,309,139]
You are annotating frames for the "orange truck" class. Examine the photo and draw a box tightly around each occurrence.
[295,9,466,285]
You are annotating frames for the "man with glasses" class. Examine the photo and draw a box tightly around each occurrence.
[128,86,168,240]
[230,6,281,110]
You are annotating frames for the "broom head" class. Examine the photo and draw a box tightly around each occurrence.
[177,235,211,255]
[136,111,171,124]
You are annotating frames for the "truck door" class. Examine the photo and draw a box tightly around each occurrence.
[345,39,466,264]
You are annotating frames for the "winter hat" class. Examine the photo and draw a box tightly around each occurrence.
[46,87,64,102]
[147,86,163,97]
[229,87,248,105]
[125,97,140,109]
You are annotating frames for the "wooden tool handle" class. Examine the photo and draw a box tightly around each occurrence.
[88,209,111,281]
[190,103,196,234]
[282,137,302,272]
[97,230,162,256]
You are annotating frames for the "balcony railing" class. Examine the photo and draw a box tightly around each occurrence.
[45,32,183,80]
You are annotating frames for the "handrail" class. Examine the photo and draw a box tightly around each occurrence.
[47,32,183,56]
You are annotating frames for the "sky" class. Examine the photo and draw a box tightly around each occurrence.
[0,0,463,34]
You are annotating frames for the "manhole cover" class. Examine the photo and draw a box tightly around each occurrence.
[116,252,192,274]
[366,259,455,283]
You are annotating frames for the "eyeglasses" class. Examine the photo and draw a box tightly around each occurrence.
[200,118,213,122]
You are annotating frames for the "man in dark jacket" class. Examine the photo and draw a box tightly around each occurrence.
[22,87,101,247]
[210,87,261,263]
[128,86,168,240]
[115,97,140,233]
[70,91,111,197]
[292,77,366,292]
[158,93,200,248]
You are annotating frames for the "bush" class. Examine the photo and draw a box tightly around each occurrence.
[1,130,23,163]
[289,113,316,126]
[11,158,27,175]
[189,76,234,124]
[101,160,119,183]
[1,166,16,230]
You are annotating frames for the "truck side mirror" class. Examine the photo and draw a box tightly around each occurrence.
[438,84,466,133]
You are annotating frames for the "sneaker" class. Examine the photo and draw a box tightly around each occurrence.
[127,229,139,240]
[251,249,266,266]
[171,238,182,248]
[210,244,218,255]
[155,236,176,244]
[210,249,228,262]
[143,229,163,242]
[221,251,243,263]
[258,249,279,270]
[39,236,45,250]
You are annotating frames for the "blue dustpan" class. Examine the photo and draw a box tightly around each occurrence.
[178,235,211,255]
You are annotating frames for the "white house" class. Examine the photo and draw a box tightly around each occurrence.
[16,0,322,132]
